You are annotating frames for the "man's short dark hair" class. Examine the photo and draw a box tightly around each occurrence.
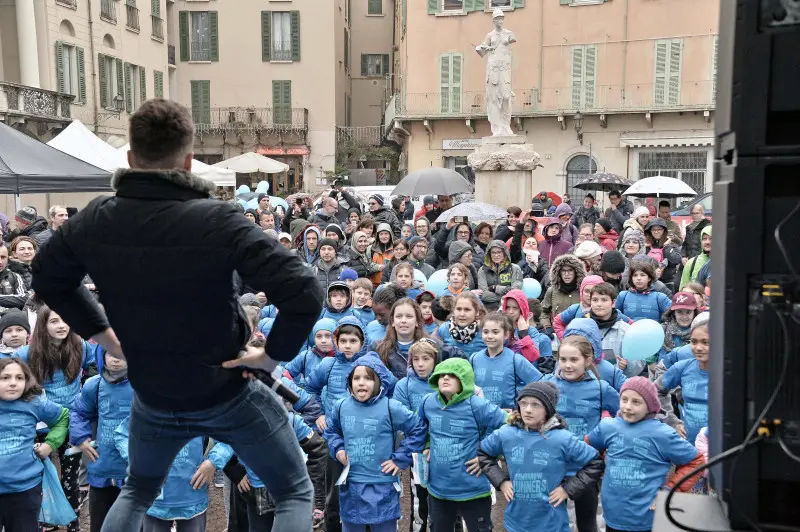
[129,99,194,168]
[658,200,671,209]
[590,282,618,301]
[608,189,621,198]
[260,211,274,220]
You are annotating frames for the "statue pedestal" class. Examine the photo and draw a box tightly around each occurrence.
[467,136,541,209]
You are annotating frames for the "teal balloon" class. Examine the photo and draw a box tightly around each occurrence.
[621,319,665,361]
[522,278,542,299]
[236,185,251,195]
[413,269,427,285]
[255,181,269,193]
[236,199,248,208]
[246,199,259,210]
[427,269,449,296]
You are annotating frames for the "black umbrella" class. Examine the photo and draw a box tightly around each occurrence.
[391,168,473,197]
[574,172,633,193]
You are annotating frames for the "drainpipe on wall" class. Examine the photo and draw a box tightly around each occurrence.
[621,0,629,102]
[538,0,544,102]
[88,0,100,133]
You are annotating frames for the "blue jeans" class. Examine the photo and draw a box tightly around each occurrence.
[100,380,313,532]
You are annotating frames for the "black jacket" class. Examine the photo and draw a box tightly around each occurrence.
[681,218,711,259]
[31,169,323,411]
[371,206,403,239]
[605,199,634,233]
[281,206,310,233]
[5,217,49,243]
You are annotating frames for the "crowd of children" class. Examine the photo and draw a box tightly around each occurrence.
[0,192,715,532]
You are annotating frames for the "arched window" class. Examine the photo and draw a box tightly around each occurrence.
[103,34,116,49]
[59,20,76,38]
[565,154,597,200]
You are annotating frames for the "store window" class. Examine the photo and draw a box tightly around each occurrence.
[444,156,474,185]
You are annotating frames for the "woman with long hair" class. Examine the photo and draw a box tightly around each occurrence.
[14,305,101,532]
[375,298,427,379]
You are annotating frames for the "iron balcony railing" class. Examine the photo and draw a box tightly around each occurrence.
[190,107,309,132]
[271,41,293,62]
[190,39,211,61]
[168,44,176,65]
[337,126,383,147]
[125,3,140,31]
[391,81,715,119]
[151,15,164,41]
[0,82,74,121]
[100,0,117,22]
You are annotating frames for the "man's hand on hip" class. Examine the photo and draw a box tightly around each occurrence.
[223,344,279,379]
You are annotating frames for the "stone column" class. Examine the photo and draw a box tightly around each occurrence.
[468,136,541,209]
[16,0,41,87]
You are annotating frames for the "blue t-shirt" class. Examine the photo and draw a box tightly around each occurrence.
[469,348,542,409]
[14,342,98,409]
[481,424,598,532]
[436,322,486,357]
[394,372,432,414]
[588,417,699,531]
[0,395,64,494]
[543,374,620,440]
[366,321,387,344]
[662,358,708,444]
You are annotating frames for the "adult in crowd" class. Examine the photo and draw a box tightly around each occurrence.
[0,242,29,310]
[561,192,572,206]
[571,194,601,228]
[308,197,340,228]
[493,206,522,243]
[477,240,523,307]
[574,240,603,275]
[554,203,578,244]
[657,200,683,245]
[533,191,553,213]
[415,196,436,222]
[34,205,69,246]
[328,178,361,225]
[345,231,379,278]
[645,218,683,293]
[244,209,259,225]
[343,208,361,240]
[407,236,436,278]
[538,218,572,264]
[367,195,403,238]
[296,226,322,266]
[599,250,626,292]
[573,223,596,249]
[281,197,310,234]
[256,194,271,216]
[391,197,407,224]
[619,206,652,245]
[474,222,494,255]
[259,211,277,231]
[680,226,711,290]
[594,218,619,251]
[31,99,322,532]
[5,206,49,243]
[433,219,485,271]
[604,189,634,233]
[681,203,712,263]
[403,196,416,221]
[424,195,454,225]
[9,236,37,289]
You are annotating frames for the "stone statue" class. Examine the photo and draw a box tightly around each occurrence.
[475,9,516,136]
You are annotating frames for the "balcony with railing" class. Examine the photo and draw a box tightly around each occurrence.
[125,2,140,31]
[0,82,74,123]
[271,41,293,62]
[56,0,78,8]
[390,81,715,120]
[190,39,211,62]
[151,15,164,41]
[100,0,117,23]
[190,107,309,134]
[168,44,176,66]
[337,126,383,147]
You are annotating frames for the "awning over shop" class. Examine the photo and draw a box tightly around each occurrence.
[619,130,714,149]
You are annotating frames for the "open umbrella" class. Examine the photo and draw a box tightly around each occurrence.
[434,202,508,223]
[624,175,697,198]
[574,172,633,193]
[392,168,473,197]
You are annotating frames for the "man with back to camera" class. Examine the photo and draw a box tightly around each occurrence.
[31,99,323,532]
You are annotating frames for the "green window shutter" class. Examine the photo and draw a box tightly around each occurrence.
[402,0,407,30]
[361,54,369,77]
[116,58,124,104]
[273,80,291,124]
[124,62,132,112]
[55,41,65,94]
[712,35,718,104]
[154,70,163,98]
[98,54,108,108]
[382,54,390,76]
[512,0,525,7]
[653,40,668,106]
[179,11,189,61]
[571,46,584,108]
[368,0,382,15]
[428,0,438,15]
[464,0,476,12]
[151,0,160,16]
[190,80,211,124]
[191,80,201,120]
[209,11,219,62]
[451,53,462,113]
[290,11,301,61]
[261,11,272,62]
[668,39,682,106]
[583,45,597,108]
[560,0,571,4]
[439,54,451,112]
[473,0,486,12]
[344,30,349,71]
[77,47,86,103]
[140,68,146,103]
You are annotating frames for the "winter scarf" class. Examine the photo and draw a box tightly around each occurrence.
[102,366,129,384]
[663,317,692,350]
[448,317,480,344]
[590,309,619,330]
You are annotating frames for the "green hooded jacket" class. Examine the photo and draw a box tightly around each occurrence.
[679,225,711,290]
[428,358,475,407]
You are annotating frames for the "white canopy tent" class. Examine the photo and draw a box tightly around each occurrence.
[47,120,129,171]
[116,144,236,187]
[213,152,289,174]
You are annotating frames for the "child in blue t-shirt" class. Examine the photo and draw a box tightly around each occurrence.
[470,312,542,410]
[374,298,427,379]
[416,291,439,335]
[0,358,70,530]
[284,318,338,386]
[323,356,426,532]
[615,261,672,321]
[588,377,704,532]
[479,381,604,532]
[434,292,486,356]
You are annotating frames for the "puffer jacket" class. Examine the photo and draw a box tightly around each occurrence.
[345,231,380,278]
[571,205,601,228]
[434,224,485,271]
[553,203,578,244]
[644,218,682,289]
[369,223,395,286]
[311,256,346,292]
[370,206,403,239]
[538,219,573,265]
[7,260,32,290]
[448,240,480,289]
[681,218,711,259]
[540,254,585,330]
[477,240,523,303]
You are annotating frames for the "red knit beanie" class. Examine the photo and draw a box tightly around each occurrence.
[620,376,660,415]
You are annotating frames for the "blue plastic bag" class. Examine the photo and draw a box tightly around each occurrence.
[39,457,77,526]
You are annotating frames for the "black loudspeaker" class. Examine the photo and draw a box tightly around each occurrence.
[712,0,800,529]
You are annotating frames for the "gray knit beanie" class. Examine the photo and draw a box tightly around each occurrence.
[517,381,560,419]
